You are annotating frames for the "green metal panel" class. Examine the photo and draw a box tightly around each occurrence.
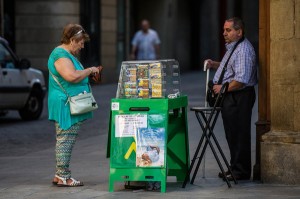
[108,96,189,192]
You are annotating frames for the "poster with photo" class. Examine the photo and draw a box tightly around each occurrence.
[136,128,165,167]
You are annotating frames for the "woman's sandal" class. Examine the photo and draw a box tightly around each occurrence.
[53,175,84,187]
[52,175,59,185]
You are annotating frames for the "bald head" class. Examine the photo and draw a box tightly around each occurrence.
[141,20,150,33]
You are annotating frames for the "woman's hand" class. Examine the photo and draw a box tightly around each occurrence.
[88,66,99,76]
[89,65,103,76]
[89,66,103,83]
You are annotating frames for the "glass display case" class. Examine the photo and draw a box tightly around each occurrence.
[116,59,181,99]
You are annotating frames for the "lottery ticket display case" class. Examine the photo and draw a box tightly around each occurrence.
[107,60,189,192]
[116,59,181,99]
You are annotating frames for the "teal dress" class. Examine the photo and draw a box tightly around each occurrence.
[48,47,92,130]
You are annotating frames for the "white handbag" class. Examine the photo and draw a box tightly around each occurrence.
[68,92,98,115]
[50,71,98,115]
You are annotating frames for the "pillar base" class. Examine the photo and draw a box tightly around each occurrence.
[261,131,300,184]
[253,120,270,181]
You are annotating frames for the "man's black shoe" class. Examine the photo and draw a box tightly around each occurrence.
[223,174,250,181]
[218,170,230,178]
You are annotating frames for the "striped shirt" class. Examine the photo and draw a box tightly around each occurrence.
[213,38,258,87]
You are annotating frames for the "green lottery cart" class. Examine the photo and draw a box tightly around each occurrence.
[107,60,190,192]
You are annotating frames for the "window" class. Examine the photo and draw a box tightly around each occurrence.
[0,43,14,69]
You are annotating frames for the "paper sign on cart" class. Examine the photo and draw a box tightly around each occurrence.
[115,114,147,137]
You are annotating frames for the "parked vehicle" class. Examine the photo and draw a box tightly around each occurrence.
[0,37,47,120]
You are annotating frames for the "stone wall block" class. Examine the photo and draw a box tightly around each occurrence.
[101,19,117,32]
[16,29,61,43]
[101,32,117,44]
[15,16,79,29]
[296,0,300,38]
[101,44,116,56]
[16,43,54,57]
[101,0,116,6]
[270,0,294,39]
[102,5,116,18]
[261,140,300,184]
[270,39,299,84]
[270,84,294,131]
[294,85,300,130]
[16,1,79,15]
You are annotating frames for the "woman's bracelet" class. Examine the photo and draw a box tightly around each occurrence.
[89,67,93,75]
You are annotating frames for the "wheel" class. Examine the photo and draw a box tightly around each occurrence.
[19,89,43,120]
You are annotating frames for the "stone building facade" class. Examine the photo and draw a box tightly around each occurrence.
[0,0,258,83]
[258,0,300,184]
[0,0,119,83]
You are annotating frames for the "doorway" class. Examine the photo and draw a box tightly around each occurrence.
[80,0,101,67]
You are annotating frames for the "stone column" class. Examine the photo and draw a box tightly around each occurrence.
[101,0,118,82]
[260,0,300,184]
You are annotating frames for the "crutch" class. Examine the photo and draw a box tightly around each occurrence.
[201,60,210,178]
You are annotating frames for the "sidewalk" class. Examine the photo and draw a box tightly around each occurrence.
[0,71,299,199]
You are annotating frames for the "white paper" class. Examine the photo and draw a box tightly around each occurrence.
[115,114,147,137]
[111,102,120,110]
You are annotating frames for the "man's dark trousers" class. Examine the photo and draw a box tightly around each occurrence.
[221,87,256,178]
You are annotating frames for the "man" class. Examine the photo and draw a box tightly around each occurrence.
[205,17,257,181]
[131,19,160,60]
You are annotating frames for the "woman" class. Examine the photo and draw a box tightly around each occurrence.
[48,23,101,187]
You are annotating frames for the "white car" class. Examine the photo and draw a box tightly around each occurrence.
[0,37,47,120]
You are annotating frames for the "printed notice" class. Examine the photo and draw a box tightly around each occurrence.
[115,114,147,137]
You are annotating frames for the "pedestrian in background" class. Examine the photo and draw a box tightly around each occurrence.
[130,19,161,60]
[205,17,257,181]
[48,23,101,187]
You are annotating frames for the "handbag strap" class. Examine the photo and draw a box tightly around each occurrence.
[49,70,93,99]
[49,70,70,98]
[217,37,245,85]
